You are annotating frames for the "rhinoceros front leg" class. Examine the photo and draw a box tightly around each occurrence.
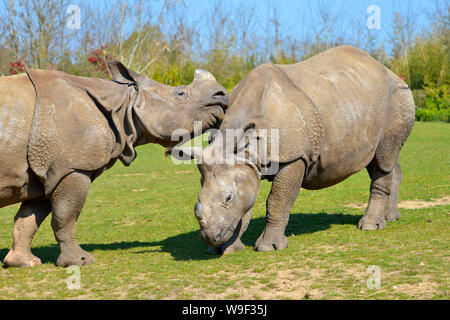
[255,159,305,252]
[3,199,51,267]
[207,209,252,255]
[50,171,94,267]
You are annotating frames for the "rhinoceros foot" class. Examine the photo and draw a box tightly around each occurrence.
[358,196,389,230]
[56,247,95,267]
[254,229,288,252]
[357,216,387,230]
[3,249,42,268]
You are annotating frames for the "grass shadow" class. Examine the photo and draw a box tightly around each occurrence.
[0,242,163,266]
[135,230,220,261]
[0,244,60,266]
[241,212,360,247]
[1,212,361,265]
[138,212,360,261]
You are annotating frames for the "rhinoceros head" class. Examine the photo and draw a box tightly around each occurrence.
[195,161,260,247]
[177,128,264,247]
[108,61,228,147]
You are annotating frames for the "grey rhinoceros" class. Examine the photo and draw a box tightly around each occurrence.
[185,46,415,254]
[0,61,228,267]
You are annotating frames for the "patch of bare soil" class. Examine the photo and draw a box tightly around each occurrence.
[347,195,450,210]
[391,275,443,299]
[398,196,450,209]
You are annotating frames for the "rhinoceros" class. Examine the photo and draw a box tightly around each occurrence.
[0,62,228,267]
[185,46,415,254]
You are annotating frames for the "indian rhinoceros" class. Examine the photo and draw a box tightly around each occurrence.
[183,46,415,254]
[0,62,228,267]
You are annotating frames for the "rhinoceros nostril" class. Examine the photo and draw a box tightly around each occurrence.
[213,91,226,97]
[213,91,228,102]
[211,91,228,109]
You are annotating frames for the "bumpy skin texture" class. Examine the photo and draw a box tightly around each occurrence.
[0,62,228,267]
[194,46,415,253]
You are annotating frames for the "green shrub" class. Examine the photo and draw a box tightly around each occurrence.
[424,85,449,111]
[415,107,449,122]
[415,85,449,122]
[412,89,427,108]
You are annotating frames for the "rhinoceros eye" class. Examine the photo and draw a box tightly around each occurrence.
[177,90,187,98]
[225,193,232,204]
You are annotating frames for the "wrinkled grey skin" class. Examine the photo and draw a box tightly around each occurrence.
[193,46,415,254]
[0,61,227,267]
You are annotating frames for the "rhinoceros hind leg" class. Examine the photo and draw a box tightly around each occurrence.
[255,160,304,252]
[361,86,413,228]
[50,172,94,267]
[386,162,402,222]
[3,199,52,268]
[358,159,395,230]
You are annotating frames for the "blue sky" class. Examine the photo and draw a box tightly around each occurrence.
[83,0,442,39]
[217,0,436,30]
[151,0,444,54]
[194,0,439,40]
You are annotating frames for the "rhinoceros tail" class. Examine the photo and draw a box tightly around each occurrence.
[24,64,38,102]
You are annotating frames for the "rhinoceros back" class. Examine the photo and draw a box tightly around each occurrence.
[279,46,397,186]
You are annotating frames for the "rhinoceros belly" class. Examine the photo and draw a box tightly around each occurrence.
[0,74,44,206]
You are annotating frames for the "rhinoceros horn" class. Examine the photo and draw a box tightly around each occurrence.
[193,69,217,82]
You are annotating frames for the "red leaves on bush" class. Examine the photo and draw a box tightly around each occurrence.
[10,59,25,75]
[88,57,98,64]
[87,46,112,75]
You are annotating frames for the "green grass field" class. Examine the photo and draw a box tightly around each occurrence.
[0,122,448,300]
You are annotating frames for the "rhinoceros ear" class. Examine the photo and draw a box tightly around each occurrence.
[108,61,142,85]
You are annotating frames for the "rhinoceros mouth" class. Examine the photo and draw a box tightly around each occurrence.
[200,218,238,247]
[197,104,226,130]
[204,102,228,112]
[201,231,232,248]
[204,93,228,110]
